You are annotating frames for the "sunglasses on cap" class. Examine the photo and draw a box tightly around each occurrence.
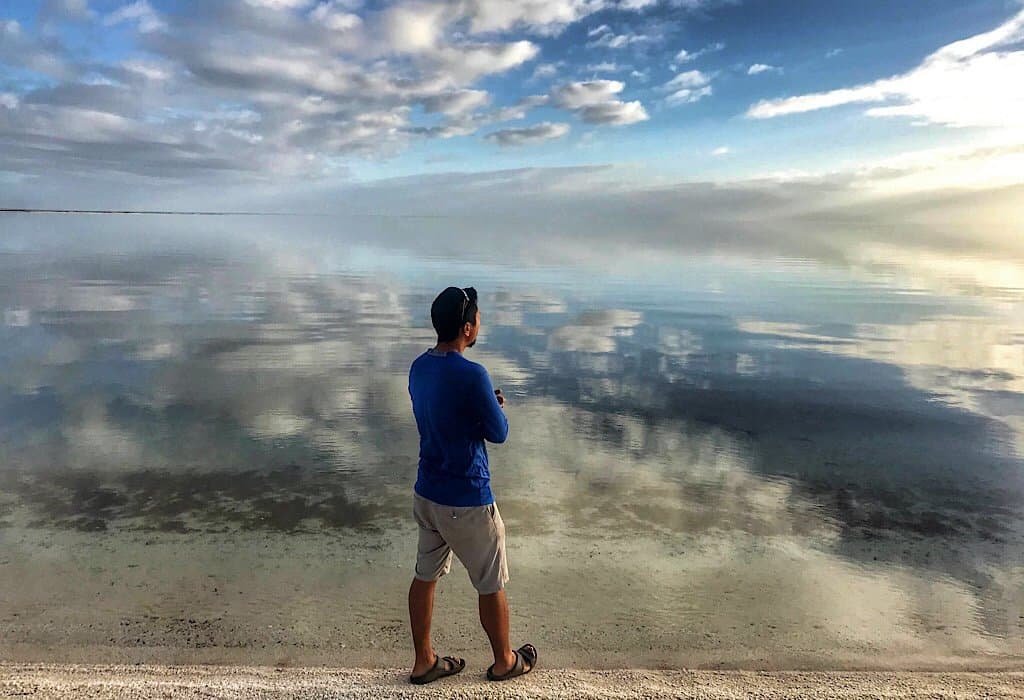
[459,287,477,324]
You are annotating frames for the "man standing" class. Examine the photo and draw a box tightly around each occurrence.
[406,286,537,685]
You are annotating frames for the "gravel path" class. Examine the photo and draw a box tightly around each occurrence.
[1,664,1022,699]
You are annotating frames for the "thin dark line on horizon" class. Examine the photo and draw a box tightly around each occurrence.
[0,208,446,218]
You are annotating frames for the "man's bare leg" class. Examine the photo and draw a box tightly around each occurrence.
[479,589,516,675]
[409,578,438,676]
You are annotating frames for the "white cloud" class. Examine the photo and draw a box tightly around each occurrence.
[380,3,449,52]
[531,62,560,80]
[190,50,358,96]
[485,121,570,146]
[53,1,541,174]
[674,41,724,63]
[309,1,362,31]
[551,79,650,125]
[588,31,651,49]
[246,0,315,8]
[405,122,478,139]
[848,138,1024,194]
[661,69,712,105]
[20,106,150,145]
[0,0,729,181]
[43,0,93,20]
[552,79,625,109]
[433,41,540,82]
[712,146,731,156]
[103,1,166,33]
[408,93,549,140]
[489,93,549,121]
[664,70,709,90]
[588,23,611,37]
[422,89,489,115]
[465,0,709,33]
[666,86,711,105]
[120,60,170,81]
[747,63,780,75]
[549,309,643,353]
[749,84,889,118]
[578,100,648,124]
[0,18,74,79]
[747,8,1024,128]
[464,0,605,35]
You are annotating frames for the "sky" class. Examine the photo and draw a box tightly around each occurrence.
[1,0,1023,267]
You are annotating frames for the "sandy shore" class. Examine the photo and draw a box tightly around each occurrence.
[1,664,1022,699]
[3,525,1023,673]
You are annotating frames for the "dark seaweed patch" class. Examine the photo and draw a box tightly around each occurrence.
[0,465,406,534]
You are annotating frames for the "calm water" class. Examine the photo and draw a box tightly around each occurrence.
[0,217,1022,669]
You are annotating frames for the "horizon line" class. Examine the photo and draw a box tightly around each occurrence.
[0,208,446,218]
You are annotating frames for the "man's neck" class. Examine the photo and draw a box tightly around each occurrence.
[433,340,466,354]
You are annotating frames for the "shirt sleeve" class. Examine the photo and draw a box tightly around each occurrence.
[474,366,509,444]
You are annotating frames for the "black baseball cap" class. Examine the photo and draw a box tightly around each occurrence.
[431,286,478,342]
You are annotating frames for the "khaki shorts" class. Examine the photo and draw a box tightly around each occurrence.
[413,493,509,595]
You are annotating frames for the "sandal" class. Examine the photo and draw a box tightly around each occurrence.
[487,643,538,681]
[409,652,466,685]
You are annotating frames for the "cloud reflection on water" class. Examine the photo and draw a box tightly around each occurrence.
[0,232,1022,664]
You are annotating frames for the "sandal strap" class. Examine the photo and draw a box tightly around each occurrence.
[410,652,464,684]
[488,650,524,680]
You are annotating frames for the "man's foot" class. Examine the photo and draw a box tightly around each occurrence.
[410,651,466,685]
[488,650,518,677]
[487,644,538,681]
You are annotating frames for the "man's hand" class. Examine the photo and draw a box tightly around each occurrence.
[494,388,505,408]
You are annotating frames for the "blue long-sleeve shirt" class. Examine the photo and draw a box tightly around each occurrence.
[409,348,509,507]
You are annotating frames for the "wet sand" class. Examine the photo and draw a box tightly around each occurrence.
[2,663,1023,699]
[3,522,1024,671]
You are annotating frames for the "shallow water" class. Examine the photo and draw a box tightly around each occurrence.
[0,218,1022,668]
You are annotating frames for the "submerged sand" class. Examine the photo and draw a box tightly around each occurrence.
[1,663,1023,699]
[2,521,1024,672]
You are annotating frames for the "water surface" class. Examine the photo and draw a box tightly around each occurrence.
[0,217,1022,669]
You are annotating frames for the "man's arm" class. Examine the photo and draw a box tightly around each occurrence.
[474,367,509,444]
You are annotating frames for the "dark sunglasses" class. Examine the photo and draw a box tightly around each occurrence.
[459,287,477,324]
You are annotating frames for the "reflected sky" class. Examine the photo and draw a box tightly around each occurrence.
[0,219,1022,667]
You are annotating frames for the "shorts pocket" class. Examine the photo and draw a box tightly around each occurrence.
[487,503,504,537]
